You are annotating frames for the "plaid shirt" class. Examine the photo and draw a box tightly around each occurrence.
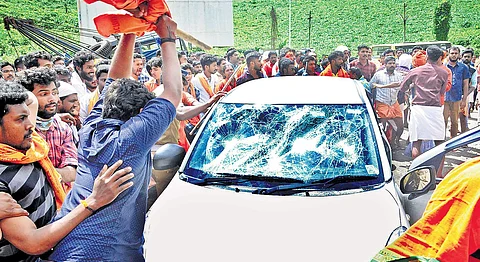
[36,117,78,169]
[370,69,404,106]
[350,59,377,81]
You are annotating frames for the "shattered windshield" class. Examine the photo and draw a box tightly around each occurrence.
[184,103,383,189]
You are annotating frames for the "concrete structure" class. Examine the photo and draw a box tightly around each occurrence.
[77,0,234,47]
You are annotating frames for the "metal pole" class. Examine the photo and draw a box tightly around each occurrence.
[308,11,312,48]
[289,0,291,47]
[403,3,407,42]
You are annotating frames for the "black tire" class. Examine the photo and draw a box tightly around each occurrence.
[89,40,113,58]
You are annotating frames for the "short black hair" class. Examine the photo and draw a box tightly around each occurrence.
[396,48,405,52]
[1,62,14,70]
[384,56,396,64]
[357,45,369,52]
[146,57,163,76]
[382,49,394,57]
[411,46,423,54]
[268,51,277,58]
[303,55,316,65]
[103,78,155,121]
[462,48,474,57]
[426,45,445,62]
[96,65,110,79]
[279,57,294,76]
[348,67,363,80]
[246,51,261,65]
[279,47,293,58]
[200,54,217,70]
[181,63,194,73]
[328,51,344,63]
[14,56,24,70]
[17,67,58,92]
[226,48,237,61]
[216,56,226,66]
[52,56,64,64]
[73,50,95,70]
[0,81,29,123]
[133,53,143,60]
[24,51,52,69]
[54,65,72,79]
[321,59,330,69]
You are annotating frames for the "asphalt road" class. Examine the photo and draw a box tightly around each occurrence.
[392,114,480,182]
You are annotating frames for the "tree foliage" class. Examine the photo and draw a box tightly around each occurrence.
[433,0,451,41]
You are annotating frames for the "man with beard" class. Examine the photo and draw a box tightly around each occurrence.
[131,53,145,82]
[444,46,470,138]
[71,50,96,98]
[226,48,240,70]
[237,51,264,85]
[0,81,134,261]
[192,54,219,103]
[1,62,15,82]
[18,67,78,187]
[320,51,349,78]
[459,49,477,132]
[262,51,278,77]
[370,56,405,148]
[79,65,110,123]
[58,81,81,146]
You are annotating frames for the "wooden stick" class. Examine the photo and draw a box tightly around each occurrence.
[189,64,243,135]
[176,28,212,51]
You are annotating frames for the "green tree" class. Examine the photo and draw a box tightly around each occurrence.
[433,0,451,41]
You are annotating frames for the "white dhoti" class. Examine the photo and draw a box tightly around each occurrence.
[409,105,445,142]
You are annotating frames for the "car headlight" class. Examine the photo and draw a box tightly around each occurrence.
[385,226,408,246]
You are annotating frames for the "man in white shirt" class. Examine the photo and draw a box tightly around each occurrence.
[71,50,96,98]
[191,54,219,103]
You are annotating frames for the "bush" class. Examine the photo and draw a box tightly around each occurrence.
[433,0,451,41]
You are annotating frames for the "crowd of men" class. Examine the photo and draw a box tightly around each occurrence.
[1,14,480,260]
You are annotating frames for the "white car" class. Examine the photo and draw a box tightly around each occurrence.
[144,76,434,261]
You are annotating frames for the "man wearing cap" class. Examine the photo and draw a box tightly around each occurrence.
[58,81,80,146]
[18,67,78,187]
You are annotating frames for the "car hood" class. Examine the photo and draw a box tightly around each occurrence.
[144,177,402,262]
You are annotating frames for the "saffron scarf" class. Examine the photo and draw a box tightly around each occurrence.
[372,157,480,261]
[198,75,215,98]
[0,131,66,209]
[85,0,171,37]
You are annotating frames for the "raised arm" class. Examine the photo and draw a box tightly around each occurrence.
[108,33,136,80]
[155,15,182,107]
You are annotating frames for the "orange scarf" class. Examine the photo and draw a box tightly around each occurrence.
[198,75,214,98]
[0,132,66,209]
[86,0,171,37]
[374,157,480,261]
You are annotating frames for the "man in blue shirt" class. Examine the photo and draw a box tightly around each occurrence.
[50,15,182,261]
[443,46,470,138]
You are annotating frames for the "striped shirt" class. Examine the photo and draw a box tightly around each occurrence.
[370,69,404,106]
[0,162,56,260]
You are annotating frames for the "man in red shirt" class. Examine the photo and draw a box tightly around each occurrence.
[320,51,349,78]
[350,45,377,81]
[262,51,277,78]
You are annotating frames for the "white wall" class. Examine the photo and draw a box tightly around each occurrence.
[78,0,234,47]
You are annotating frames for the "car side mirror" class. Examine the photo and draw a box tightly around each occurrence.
[400,166,436,199]
[153,144,186,171]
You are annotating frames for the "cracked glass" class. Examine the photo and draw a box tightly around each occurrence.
[184,103,383,188]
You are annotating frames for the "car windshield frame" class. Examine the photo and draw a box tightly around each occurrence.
[183,102,385,192]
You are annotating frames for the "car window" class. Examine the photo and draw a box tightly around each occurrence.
[184,103,384,188]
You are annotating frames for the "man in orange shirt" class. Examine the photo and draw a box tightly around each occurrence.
[320,51,349,78]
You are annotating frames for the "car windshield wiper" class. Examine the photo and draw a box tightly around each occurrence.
[252,175,378,195]
[180,173,304,186]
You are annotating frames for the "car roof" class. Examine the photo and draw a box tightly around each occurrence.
[221,76,366,105]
